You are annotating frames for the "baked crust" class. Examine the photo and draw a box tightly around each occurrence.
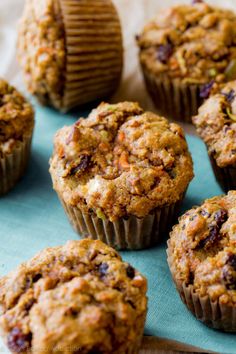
[168,191,236,306]
[49,102,193,221]
[137,2,236,84]
[0,239,147,354]
[0,79,34,157]
[193,81,236,168]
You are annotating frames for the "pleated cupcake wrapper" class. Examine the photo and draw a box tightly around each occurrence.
[0,135,32,195]
[167,242,236,332]
[209,154,236,193]
[57,0,123,112]
[141,65,203,123]
[58,193,184,250]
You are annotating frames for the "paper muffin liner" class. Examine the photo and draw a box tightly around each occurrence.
[57,193,184,250]
[167,242,236,332]
[0,135,32,195]
[57,0,123,111]
[209,154,236,193]
[141,65,203,123]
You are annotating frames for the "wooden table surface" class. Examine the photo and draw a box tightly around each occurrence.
[139,337,215,354]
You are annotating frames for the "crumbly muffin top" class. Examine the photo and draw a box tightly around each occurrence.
[17,0,66,109]
[0,239,147,354]
[0,79,34,157]
[168,191,236,306]
[193,81,236,168]
[137,1,236,84]
[49,102,193,221]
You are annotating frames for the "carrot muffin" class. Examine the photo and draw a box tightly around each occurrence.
[137,1,236,122]
[193,80,236,192]
[0,239,147,354]
[167,191,236,331]
[0,79,34,195]
[49,101,194,249]
[17,0,123,112]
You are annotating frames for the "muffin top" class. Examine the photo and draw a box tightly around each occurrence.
[137,1,236,84]
[193,81,236,168]
[17,0,66,109]
[50,102,193,221]
[0,239,147,353]
[168,191,236,306]
[0,79,34,157]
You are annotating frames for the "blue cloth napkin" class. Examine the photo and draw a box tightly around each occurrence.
[0,104,235,354]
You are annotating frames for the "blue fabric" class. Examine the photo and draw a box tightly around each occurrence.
[0,103,235,354]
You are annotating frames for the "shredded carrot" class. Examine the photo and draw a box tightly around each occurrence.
[117,131,125,142]
[118,151,130,170]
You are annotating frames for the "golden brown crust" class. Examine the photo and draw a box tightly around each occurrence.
[168,191,236,306]
[137,2,236,84]
[193,81,236,168]
[0,239,147,354]
[49,102,193,221]
[0,79,34,157]
[17,0,66,109]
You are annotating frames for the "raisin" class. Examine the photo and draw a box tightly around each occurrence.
[70,155,91,175]
[126,265,135,279]
[32,273,42,283]
[197,225,220,249]
[221,89,235,103]
[7,328,31,353]
[157,43,173,63]
[199,80,214,99]
[199,209,210,217]
[214,209,228,227]
[164,167,176,179]
[231,149,236,155]
[98,263,109,277]
[24,298,35,312]
[226,254,236,270]
[222,266,236,290]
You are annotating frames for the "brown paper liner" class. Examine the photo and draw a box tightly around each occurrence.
[167,242,236,332]
[209,154,236,193]
[57,0,123,112]
[0,136,32,195]
[141,65,203,123]
[57,193,184,250]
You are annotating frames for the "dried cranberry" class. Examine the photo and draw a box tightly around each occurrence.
[192,0,204,3]
[157,43,173,64]
[221,89,235,103]
[98,263,109,277]
[199,80,214,99]
[70,155,91,175]
[7,328,32,353]
[126,265,135,279]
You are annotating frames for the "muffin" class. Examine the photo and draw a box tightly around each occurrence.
[0,239,147,354]
[193,81,236,192]
[167,191,236,332]
[17,0,123,112]
[0,79,34,195]
[49,101,194,249]
[137,1,236,123]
